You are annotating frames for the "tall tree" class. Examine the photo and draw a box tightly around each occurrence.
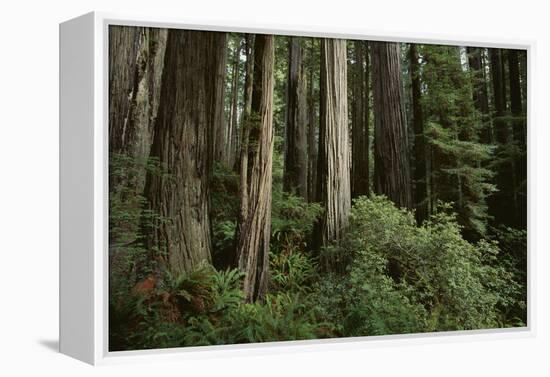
[109,26,142,159]
[109,26,167,190]
[284,37,309,198]
[235,34,275,302]
[351,40,370,198]
[420,45,493,238]
[316,38,351,251]
[226,36,243,168]
[108,26,167,248]
[488,48,516,227]
[467,47,491,144]
[212,34,228,164]
[307,38,318,202]
[142,30,226,276]
[508,49,527,227]
[409,44,428,223]
[371,41,413,210]
[238,35,255,226]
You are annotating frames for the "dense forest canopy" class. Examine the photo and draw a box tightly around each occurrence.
[108,26,527,351]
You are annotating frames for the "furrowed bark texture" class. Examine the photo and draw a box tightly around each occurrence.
[212,35,228,163]
[284,37,309,198]
[109,25,142,158]
[236,34,275,302]
[109,26,167,188]
[351,40,370,198]
[143,30,226,276]
[409,44,428,223]
[316,38,351,249]
[108,26,167,249]
[372,41,413,210]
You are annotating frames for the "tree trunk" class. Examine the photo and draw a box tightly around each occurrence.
[142,30,225,276]
[351,41,370,198]
[316,38,351,251]
[212,34,228,164]
[372,41,413,210]
[409,44,428,223]
[307,38,318,202]
[238,34,255,230]
[235,34,275,302]
[467,47,491,144]
[508,49,527,228]
[488,48,516,227]
[284,37,309,198]
[109,27,167,182]
[227,37,242,168]
[109,26,167,247]
[109,26,142,159]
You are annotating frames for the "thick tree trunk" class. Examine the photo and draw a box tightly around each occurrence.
[409,44,428,224]
[109,26,142,159]
[351,41,370,198]
[284,37,309,198]
[307,38,318,202]
[372,42,413,210]
[143,30,226,276]
[316,38,351,251]
[109,27,167,183]
[235,34,275,302]
[109,26,167,249]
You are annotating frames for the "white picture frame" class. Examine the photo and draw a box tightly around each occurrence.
[59,11,535,365]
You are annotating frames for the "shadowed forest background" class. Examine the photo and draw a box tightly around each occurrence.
[108,26,527,351]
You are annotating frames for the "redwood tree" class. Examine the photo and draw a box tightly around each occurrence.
[508,49,527,227]
[316,38,351,250]
[226,36,243,168]
[284,37,309,198]
[109,26,167,191]
[371,41,412,210]
[409,44,428,223]
[307,38,318,202]
[467,47,491,144]
[235,34,275,302]
[488,48,516,227]
[351,40,370,199]
[143,30,226,275]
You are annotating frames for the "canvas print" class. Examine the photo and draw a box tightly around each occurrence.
[108,25,527,351]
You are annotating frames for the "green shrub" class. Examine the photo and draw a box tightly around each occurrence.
[330,195,523,333]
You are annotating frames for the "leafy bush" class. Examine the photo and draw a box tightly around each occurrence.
[489,225,527,324]
[323,195,523,334]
